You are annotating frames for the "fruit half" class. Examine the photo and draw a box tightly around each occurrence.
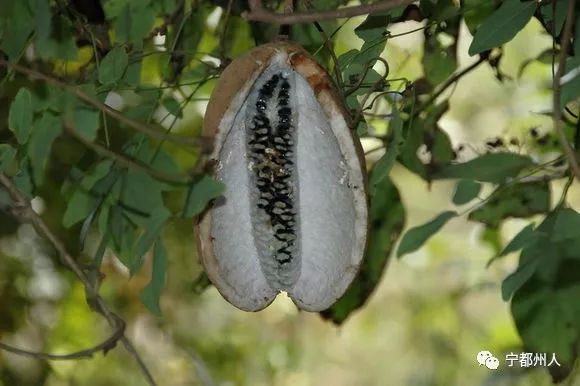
[198,42,368,312]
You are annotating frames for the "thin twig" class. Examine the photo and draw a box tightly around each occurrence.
[344,57,390,97]
[63,120,191,183]
[552,0,580,180]
[0,173,157,386]
[218,0,234,60]
[458,156,568,217]
[0,319,125,360]
[414,56,486,116]
[243,0,414,24]
[0,59,207,149]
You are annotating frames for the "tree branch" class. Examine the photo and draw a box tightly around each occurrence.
[243,0,414,24]
[0,172,157,386]
[0,319,125,360]
[0,59,211,151]
[552,0,580,180]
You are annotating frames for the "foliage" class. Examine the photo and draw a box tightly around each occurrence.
[0,0,579,385]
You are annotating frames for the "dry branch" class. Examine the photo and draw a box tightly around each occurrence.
[243,0,414,24]
[0,173,157,386]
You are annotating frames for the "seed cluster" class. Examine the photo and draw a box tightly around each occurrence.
[247,73,297,268]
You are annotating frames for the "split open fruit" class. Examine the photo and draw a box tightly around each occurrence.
[197,42,368,312]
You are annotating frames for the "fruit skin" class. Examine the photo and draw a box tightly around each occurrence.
[196,41,368,311]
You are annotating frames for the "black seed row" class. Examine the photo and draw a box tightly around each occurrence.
[247,73,297,266]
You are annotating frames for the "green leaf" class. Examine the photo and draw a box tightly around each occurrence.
[140,240,168,316]
[9,88,34,145]
[33,0,51,43]
[369,108,403,194]
[35,13,79,60]
[28,112,63,185]
[131,206,171,274]
[462,0,496,34]
[468,0,537,56]
[575,12,580,56]
[128,4,155,44]
[162,97,183,118]
[452,179,481,205]
[550,208,580,242]
[540,0,568,37]
[340,13,390,92]
[98,46,129,84]
[397,210,457,258]
[397,102,451,179]
[72,108,100,141]
[120,170,166,225]
[320,176,405,324]
[63,189,97,228]
[561,59,580,106]
[124,56,142,86]
[82,160,115,190]
[422,0,459,85]
[13,160,33,198]
[133,139,180,177]
[0,144,16,172]
[498,223,537,258]
[353,13,388,65]
[468,181,550,227]
[62,160,113,228]
[499,208,580,301]
[182,176,225,218]
[423,49,456,85]
[435,153,533,183]
[1,1,34,60]
[501,238,546,301]
[511,269,580,368]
